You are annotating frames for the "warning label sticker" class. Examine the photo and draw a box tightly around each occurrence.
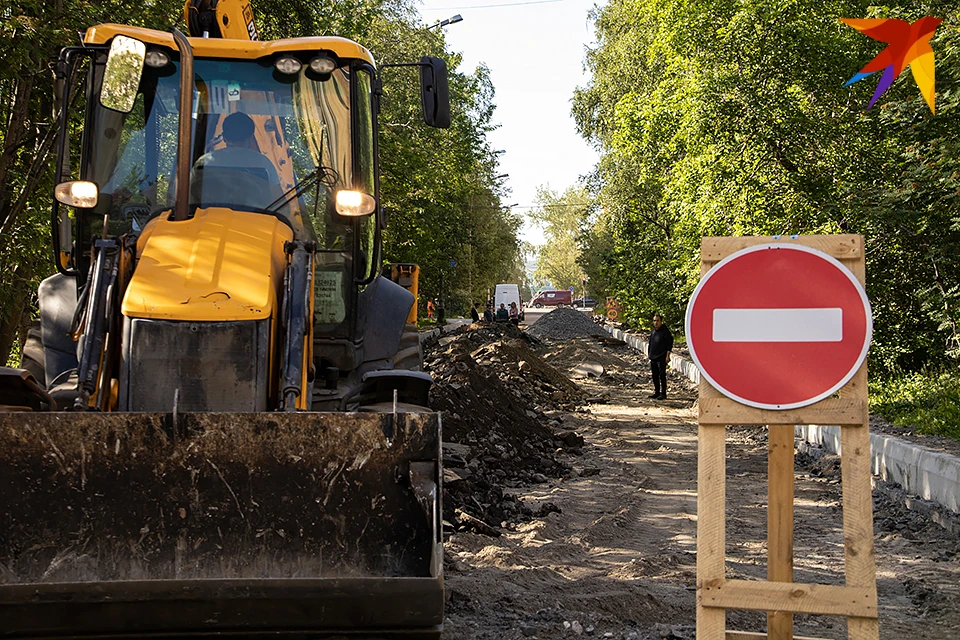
[314,270,346,325]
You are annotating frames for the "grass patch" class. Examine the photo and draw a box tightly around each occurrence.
[869,371,960,440]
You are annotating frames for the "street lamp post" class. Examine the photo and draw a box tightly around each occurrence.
[426,14,463,30]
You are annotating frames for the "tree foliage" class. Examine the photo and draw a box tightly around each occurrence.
[573,0,960,369]
[1,0,176,363]
[368,14,524,312]
[530,186,590,291]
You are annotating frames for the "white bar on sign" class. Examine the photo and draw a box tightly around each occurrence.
[712,308,843,342]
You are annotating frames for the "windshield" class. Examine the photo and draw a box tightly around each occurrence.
[85,55,376,255]
[83,51,379,332]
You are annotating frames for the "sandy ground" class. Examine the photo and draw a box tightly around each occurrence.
[441,337,960,640]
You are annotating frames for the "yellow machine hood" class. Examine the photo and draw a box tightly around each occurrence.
[122,208,293,321]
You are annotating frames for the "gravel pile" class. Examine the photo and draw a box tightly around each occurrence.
[423,324,585,533]
[527,307,606,340]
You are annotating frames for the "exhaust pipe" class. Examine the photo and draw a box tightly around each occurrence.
[172,28,194,222]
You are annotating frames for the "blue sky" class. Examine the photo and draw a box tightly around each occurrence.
[417,0,601,247]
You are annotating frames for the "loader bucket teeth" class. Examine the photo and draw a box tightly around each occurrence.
[0,411,443,637]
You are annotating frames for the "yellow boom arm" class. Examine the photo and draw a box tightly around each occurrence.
[184,0,259,40]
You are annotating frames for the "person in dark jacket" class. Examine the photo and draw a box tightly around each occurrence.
[471,302,481,323]
[647,314,674,399]
[483,303,494,323]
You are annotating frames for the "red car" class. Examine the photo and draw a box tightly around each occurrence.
[530,290,572,308]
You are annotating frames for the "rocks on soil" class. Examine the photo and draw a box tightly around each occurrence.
[526,307,606,340]
[424,323,586,533]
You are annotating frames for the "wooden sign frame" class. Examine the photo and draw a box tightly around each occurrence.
[695,235,879,640]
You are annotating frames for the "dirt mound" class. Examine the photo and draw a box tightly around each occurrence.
[541,338,633,370]
[527,307,606,340]
[423,320,532,351]
[424,325,585,533]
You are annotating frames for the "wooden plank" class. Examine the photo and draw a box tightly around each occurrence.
[841,416,879,640]
[840,365,867,399]
[700,235,863,263]
[697,366,868,425]
[840,387,876,589]
[699,395,867,426]
[767,425,795,640]
[697,424,727,640]
[700,580,878,618]
[725,631,830,640]
[844,254,866,284]
[847,617,880,640]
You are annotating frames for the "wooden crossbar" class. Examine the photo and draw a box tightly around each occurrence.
[725,632,831,640]
[695,236,879,640]
[700,580,878,617]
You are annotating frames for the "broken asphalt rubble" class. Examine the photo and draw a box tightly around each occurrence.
[423,320,588,534]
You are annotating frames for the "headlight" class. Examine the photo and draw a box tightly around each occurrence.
[144,50,170,68]
[275,56,302,75]
[335,190,376,216]
[309,55,337,74]
[55,181,99,208]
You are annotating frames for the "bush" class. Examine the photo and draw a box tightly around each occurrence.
[869,371,960,440]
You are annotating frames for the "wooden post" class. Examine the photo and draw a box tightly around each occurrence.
[694,235,879,640]
[697,423,727,638]
[767,425,794,640]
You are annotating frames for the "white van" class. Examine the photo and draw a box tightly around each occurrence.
[494,284,524,321]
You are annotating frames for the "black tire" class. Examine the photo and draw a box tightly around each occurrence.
[534,303,543,309]
[20,320,45,385]
[393,323,423,372]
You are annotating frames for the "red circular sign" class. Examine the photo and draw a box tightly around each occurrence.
[685,244,872,410]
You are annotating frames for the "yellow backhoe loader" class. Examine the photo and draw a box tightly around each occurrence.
[0,1,448,636]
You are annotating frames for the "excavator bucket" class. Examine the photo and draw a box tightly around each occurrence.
[0,411,443,638]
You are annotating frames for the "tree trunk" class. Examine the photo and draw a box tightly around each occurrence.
[0,291,27,367]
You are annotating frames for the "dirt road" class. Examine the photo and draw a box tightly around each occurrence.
[439,331,960,640]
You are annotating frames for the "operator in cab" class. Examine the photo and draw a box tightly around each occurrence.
[192,112,283,211]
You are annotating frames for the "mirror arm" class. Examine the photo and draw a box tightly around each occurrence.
[378,62,426,70]
[172,29,194,222]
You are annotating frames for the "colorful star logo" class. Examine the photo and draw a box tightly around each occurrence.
[842,17,942,113]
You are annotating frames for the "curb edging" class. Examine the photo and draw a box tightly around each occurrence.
[603,327,700,384]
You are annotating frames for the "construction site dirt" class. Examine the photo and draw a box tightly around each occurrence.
[425,312,960,640]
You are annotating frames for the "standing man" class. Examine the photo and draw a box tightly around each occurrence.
[471,302,481,323]
[648,314,673,399]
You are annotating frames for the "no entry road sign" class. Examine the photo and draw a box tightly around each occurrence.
[685,243,872,410]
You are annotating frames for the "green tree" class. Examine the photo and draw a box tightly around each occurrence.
[530,186,591,291]
[369,13,521,315]
[1,0,174,363]
[573,0,960,364]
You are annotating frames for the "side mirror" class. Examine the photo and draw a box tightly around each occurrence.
[101,35,145,113]
[419,56,450,129]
